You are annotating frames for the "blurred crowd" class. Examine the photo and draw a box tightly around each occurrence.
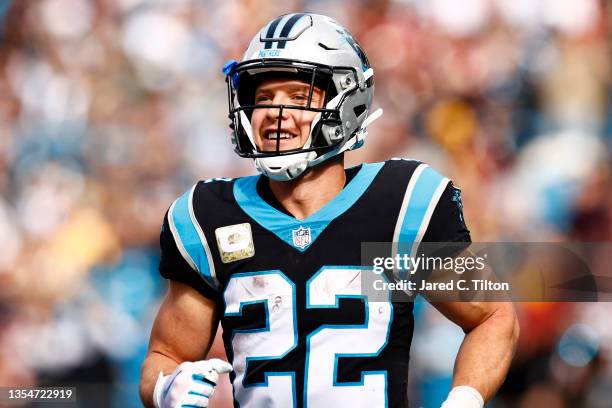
[0,0,611,407]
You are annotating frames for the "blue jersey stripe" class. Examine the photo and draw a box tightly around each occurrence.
[170,186,217,289]
[396,165,448,278]
[233,162,384,251]
[398,166,445,244]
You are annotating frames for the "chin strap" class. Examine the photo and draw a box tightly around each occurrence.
[350,107,383,150]
[355,67,381,142]
[308,107,384,168]
[362,107,383,129]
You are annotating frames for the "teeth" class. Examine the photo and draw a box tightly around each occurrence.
[265,132,295,140]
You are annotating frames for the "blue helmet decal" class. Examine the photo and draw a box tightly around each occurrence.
[335,28,370,71]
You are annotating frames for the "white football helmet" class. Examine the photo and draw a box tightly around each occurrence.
[224,13,382,181]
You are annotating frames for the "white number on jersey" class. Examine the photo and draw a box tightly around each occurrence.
[223,267,392,407]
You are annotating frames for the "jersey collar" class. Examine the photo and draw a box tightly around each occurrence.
[233,162,384,252]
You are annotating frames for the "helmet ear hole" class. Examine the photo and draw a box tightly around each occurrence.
[353,104,366,119]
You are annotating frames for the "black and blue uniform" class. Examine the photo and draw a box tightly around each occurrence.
[158,159,469,408]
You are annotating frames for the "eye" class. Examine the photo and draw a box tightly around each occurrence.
[254,94,272,103]
[291,93,309,104]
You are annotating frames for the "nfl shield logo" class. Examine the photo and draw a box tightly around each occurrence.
[292,226,311,249]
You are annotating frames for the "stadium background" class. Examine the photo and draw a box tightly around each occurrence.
[0,0,611,407]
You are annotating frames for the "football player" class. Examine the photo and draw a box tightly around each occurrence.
[140,13,519,408]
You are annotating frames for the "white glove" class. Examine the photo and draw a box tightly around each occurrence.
[441,386,484,408]
[153,359,233,408]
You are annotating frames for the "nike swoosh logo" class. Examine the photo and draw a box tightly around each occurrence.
[162,369,183,399]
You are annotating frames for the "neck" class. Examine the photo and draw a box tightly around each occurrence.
[268,156,346,220]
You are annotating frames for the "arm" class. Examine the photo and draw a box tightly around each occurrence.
[140,280,219,408]
[417,248,519,404]
[430,299,519,404]
[415,180,518,404]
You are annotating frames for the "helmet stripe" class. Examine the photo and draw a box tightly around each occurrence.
[263,15,285,49]
[276,13,306,49]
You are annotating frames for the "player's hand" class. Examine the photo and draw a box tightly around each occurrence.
[441,386,484,408]
[153,359,233,408]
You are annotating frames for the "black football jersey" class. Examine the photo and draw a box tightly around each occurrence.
[158,159,470,408]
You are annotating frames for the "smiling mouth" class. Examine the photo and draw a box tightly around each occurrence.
[263,130,298,140]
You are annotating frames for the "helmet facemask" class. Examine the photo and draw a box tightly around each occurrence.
[226,59,363,160]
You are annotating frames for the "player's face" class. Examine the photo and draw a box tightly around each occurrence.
[251,78,325,152]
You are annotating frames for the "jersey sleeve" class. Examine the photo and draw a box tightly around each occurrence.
[422,181,471,245]
[387,159,472,284]
[413,181,472,286]
[159,207,220,302]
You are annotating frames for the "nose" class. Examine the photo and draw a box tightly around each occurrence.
[265,93,290,121]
